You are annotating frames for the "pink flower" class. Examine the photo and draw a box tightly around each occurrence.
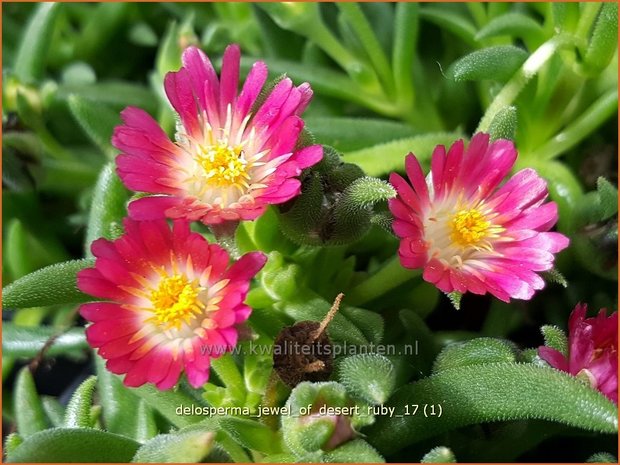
[112,45,322,225]
[77,219,266,390]
[539,304,618,404]
[388,133,569,302]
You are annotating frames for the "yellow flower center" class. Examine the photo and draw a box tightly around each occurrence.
[198,142,250,188]
[149,274,203,330]
[450,209,491,247]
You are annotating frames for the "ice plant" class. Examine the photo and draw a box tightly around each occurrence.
[112,44,322,225]
[539,304,618,404]
[77,219,266,389]
[388,133,569,302]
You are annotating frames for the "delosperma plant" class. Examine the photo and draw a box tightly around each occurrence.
[2,2,618,463]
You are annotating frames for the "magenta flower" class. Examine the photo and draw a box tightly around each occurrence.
[539,304,618,404]
[77,219,266,389]
[388,133,569,302]
[112,45,322,225]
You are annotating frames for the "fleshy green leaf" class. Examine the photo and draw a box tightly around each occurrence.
[343,133,461,177]
[433,338,517,373]
[421,446,457,463]
[5,219,37,279]
[68,96,120,158]
[155,21,181,77]
[540,325,568,356]
[239,57,393,117]
[587,452,617,463]
[597,176,618,221]
[339,305,384,346]
[282,382,374,459]
[392,2,418,107]
[475,13,544,42]
[75,3,131,59]
[552,3,580,33]
[6,428,140,463]
[305,117,416,152]
[2,323,88,359]
[13,3,61,82]
[129,22,158,47]
[219,417,280,454]
[2,259,94,310]
[14,367,48,437]
[452,46,528,83]
[135,400,158,443]
[542,267,568,288]
[446,291,462,310]
[419,6,476,46]
[64,376,97,428]
[323,439,385,463]
[521,158,584,231]
[338,354,395,405]
[61,62,96,86]
[56,81,157,113]
[488,106,517,141]
[132,384,204,428]
[85,162,129,255]
[529,90,618,163]
[41,397,65,427]
[583,3,618,74]
[400,309,439,375]
[94,355,141,437]
[131,426,215,463]
[342,177,396,207]
[4,433,23,456]
[368,363,618,454]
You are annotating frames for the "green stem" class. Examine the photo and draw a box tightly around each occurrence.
[348,256,421,306]
[574,2,602,51]
[532,89,618,161]
[477,34,577,133]
[337,3,394,96]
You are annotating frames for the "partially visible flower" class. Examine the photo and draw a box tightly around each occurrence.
[78,219,266,389]
[113,44,322,225]
[388,133,569,302]
[539,304,618,404]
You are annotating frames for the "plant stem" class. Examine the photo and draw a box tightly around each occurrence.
[533,89,618,160]
[574,2,602,51]
[348,256,421,306]
[477,34,577,133]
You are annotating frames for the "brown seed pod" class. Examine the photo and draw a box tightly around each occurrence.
[273,293,343,388]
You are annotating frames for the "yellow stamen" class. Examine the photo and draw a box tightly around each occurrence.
[450,209,491,247]
[197,142,250,188]
[149,274,203,330]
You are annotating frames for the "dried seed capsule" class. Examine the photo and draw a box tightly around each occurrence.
[273,294,343,387]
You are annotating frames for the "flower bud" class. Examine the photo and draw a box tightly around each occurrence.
[281,382,374,458]
[278,147,394,246]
